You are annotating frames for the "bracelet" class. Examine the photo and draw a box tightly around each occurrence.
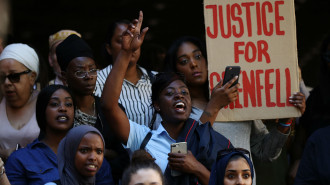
[0,157,5,176]
[279,120,292,127]
[0,166,5,176]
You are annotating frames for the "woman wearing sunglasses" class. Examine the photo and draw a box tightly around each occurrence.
[0,43,40,161]
[209,148,254,185]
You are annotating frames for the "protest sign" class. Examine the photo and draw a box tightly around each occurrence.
[204,0,301,121]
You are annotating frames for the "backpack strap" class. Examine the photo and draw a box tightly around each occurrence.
[140,132,152,150]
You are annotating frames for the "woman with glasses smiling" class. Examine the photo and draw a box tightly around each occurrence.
[0,43,40,161]
[56,34,129,184]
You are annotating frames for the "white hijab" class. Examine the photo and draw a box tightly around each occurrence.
[0,43,39,78]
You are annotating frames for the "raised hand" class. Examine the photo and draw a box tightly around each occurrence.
[122,11,149,52]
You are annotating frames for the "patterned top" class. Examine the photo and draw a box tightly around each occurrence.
[74,108,97,127]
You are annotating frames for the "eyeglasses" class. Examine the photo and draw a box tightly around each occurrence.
[74,69,98,78]
[0,69,31,83]
[217,148,251,161]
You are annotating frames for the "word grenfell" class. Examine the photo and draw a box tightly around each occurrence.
[209,68,293,109]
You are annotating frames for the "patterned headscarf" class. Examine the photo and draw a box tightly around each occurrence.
[49,29,81,49]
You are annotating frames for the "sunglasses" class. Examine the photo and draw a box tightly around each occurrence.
[217,147,251,161]
[0,69,32,84]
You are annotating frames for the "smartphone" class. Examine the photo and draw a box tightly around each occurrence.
[170,142,187,176]
[222,66,241,88]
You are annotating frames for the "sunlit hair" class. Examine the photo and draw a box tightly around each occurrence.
[121,150,165,185]
[151,72,186,106]
[163,36,209,100]
[163,36,207,73]
[36,85,75,138]
[148,72,188,129]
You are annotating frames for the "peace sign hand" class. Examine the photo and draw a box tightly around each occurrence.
[122,11,149,52]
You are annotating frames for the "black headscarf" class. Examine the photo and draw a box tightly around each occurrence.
[56,34,94,71]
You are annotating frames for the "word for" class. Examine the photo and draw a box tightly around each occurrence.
[234,40,270,63]
[205,1,285,39]
[209,68,293,109]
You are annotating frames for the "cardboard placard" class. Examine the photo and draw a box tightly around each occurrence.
[204,0,301,121]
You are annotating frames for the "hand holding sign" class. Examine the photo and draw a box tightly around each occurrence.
[289,92,306,114]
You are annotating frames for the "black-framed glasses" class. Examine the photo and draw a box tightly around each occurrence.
[217,147,251,161]
[74,69,98,78]
[0,69,31,83]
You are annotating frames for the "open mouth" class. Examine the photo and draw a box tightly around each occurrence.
[174,102,186,113]
[56,115,69,122]
[86,164,98,171]
[87,164,97,169]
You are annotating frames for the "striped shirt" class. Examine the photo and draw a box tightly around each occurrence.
[95,65,156,127]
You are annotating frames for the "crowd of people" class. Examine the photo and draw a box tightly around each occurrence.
[0,11,329,185]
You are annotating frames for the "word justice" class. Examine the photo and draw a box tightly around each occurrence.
[209,68,293,109]
[205,1,285,39]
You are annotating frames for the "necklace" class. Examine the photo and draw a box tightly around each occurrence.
[74,101,97,127]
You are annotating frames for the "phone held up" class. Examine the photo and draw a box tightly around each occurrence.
[170,142,187,176]
[222,66,241,88]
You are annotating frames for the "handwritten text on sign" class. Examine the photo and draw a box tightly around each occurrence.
[204,0,300,121]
